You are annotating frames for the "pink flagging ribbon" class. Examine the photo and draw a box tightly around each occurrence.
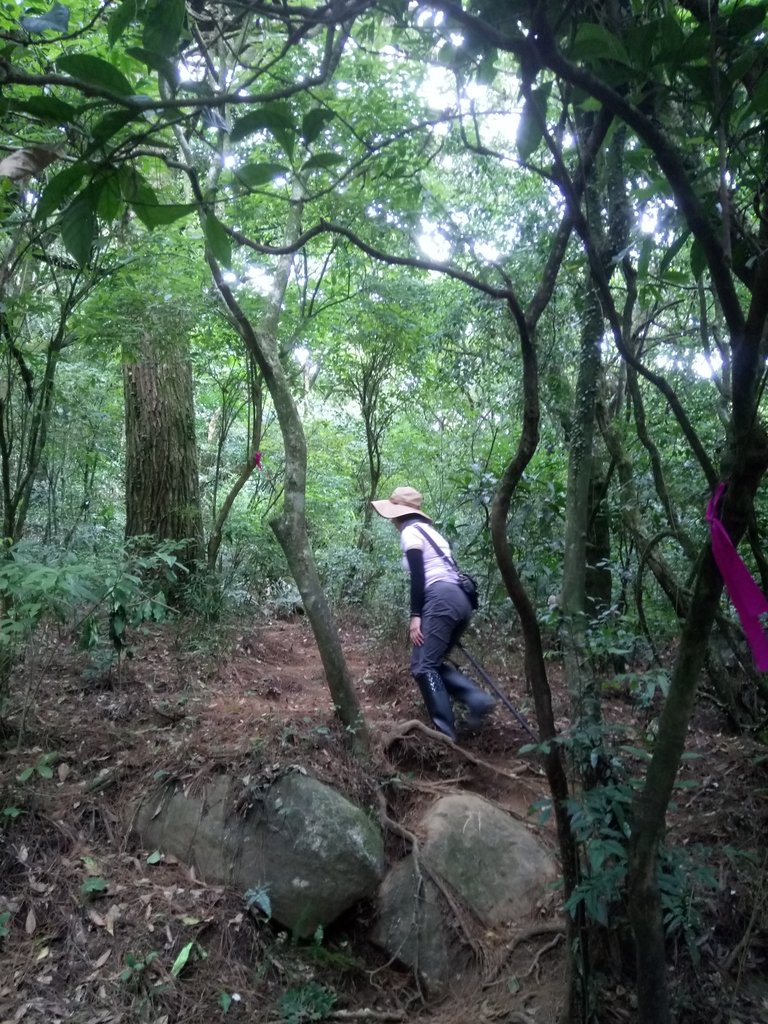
[706,482,768,671]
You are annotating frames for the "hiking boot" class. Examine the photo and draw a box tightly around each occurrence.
[416,670,456,740]
[461,693,497,733]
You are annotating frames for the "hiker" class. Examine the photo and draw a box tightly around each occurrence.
[371,486,495,741]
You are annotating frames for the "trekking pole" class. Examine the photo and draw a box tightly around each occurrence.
[456,642,539,742]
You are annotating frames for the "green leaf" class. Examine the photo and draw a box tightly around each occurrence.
[726,3,767,38]
[171,940,194,977]
[301,152,345,171]
[658,230,690,277]
[146,850,163,864]
[301,107,335,146]
[16,766,34,783]
[202,211,231,267]
[143,0,186,57]
[749,73,768,116]
[517,87,549,162]
[637,235,652,280]
[233,162,289,190]
[96,172,123,222]
[56,54,134,97]
[108,0,141,47]
[125,45,179,85]
[137,202,197,228]
[571,23,633,66]
[80,876,108,895]
[119,167,164,228]
[61,191,98,266]
[36,162,87,220]
[12,95,79,124]
[218,991,233,1013]
[89,109,138,146]
[229,102,295,158]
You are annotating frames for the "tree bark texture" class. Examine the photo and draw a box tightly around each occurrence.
[123,350,204,564]
[561,275,603,728]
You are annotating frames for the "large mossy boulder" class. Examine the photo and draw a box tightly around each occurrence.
[371,793,557,993]
[132,770,384,937]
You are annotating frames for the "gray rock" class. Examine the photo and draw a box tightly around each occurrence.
[370,793,557,992]
[133,771,384,937]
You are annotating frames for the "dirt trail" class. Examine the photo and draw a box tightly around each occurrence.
[2,614,765,1023]
[0,615,562,1024]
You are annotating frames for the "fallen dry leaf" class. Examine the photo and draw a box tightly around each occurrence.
[92,949,112,969]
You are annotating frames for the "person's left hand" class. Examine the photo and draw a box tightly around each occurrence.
[409,616,423,645]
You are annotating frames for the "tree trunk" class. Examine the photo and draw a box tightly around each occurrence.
[205,195,370,755]
[561,276,602,729]
[123,339,204,565]
[490,299,586,1024]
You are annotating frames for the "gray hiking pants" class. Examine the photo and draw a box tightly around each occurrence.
[410,581,472,677]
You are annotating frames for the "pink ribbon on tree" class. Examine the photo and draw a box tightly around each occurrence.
[706,482,768,671]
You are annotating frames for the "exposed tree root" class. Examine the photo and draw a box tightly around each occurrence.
[375,788,492,983]
[379,719,535,781]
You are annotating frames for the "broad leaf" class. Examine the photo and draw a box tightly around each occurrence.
[108,0,141,47]
[36,162,87,219]
[56,54,134,97]
[137,202,197,228]
[570,23,633,66]
[143,0,186,57]
[61,191,98,265]
[658,230,690,277]
[301,107,335,146]
[302,152,345,171]
[726,3,767,38]
[202,211,232,267]
[12,96,79,124]
[119,165,157,208]
[229,102,295,158]
[89,109,139,146]
[516,86,550,162]
[125,47,179,87]
[233,162,289,189]
[96,173,123,222]
[20,2,69,34]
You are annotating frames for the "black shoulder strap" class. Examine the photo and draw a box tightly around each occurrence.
[414,525,458,568]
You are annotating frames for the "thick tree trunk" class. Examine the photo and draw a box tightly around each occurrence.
[123,344,204,564]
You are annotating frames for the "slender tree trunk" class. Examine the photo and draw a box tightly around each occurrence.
[627,331,768,1023]
[561,276,602,728]
[490,300,586,1024]
[205,195,369,754]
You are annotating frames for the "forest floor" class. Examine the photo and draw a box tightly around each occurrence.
[0,609,767,1024]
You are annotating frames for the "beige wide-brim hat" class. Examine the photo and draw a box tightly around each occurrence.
[371,486,432,521]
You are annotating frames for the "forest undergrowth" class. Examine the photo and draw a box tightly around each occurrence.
[0,612,766,1024]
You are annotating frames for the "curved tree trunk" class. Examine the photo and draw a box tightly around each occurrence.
[491,295,586,1024]
[206,196,369,754]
